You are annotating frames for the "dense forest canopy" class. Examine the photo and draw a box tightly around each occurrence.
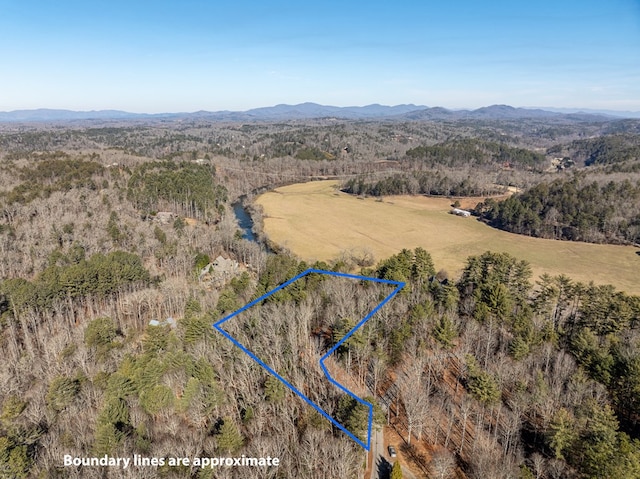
[1,156,105,205]
[475,175,640,244]
[1,249,151,313]
[406,139,547,169]
[342,171,505,197]
[126,162,227,222]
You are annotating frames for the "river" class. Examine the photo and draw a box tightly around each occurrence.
[232,200,257,242]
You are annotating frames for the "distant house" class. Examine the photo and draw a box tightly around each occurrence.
[450,208,471,217]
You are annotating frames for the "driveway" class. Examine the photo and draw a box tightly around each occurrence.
[371,427,392,479]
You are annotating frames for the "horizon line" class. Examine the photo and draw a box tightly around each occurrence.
[1,103,639,116]
[0,101,640,123]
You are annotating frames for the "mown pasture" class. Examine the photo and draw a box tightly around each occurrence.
[256,180,640,295]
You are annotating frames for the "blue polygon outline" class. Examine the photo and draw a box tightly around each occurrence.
[212,268,404,450]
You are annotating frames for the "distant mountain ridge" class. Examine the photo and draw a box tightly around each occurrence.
[0,109,153,122]
[526,106,640,119]
[0,103,636,123]
[0,103,428,122]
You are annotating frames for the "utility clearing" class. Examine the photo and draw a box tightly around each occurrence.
[256,180,640,295]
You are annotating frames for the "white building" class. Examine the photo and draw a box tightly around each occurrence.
[451,208,471,217]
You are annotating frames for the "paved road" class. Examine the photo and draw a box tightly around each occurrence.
[371,427,392,479]
[370,428,417,479]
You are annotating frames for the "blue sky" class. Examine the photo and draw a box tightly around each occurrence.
[1,0,639,112]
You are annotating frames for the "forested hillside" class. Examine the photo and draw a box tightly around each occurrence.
[1,118,640,478]
[126,162,228,222]
[4,242,640,478]
[547,134,640,167]
[405,139,546,169]
[342,171,504,197]
[475,175,640,244]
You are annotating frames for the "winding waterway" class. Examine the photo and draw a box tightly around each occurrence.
[232,199,257,242]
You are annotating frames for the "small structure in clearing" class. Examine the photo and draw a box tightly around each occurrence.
[450,208,471,217]
[149,317,177,328]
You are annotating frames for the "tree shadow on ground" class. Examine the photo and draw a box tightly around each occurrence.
[376,455,392,479]
[400,441,430,475]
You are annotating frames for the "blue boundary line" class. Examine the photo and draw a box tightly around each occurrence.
[212,268,404,450]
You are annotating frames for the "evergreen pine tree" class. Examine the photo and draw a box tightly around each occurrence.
[390,460,403,479]
[217,417,244,453]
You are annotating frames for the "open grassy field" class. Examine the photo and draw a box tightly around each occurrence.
[255,180,640,295]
